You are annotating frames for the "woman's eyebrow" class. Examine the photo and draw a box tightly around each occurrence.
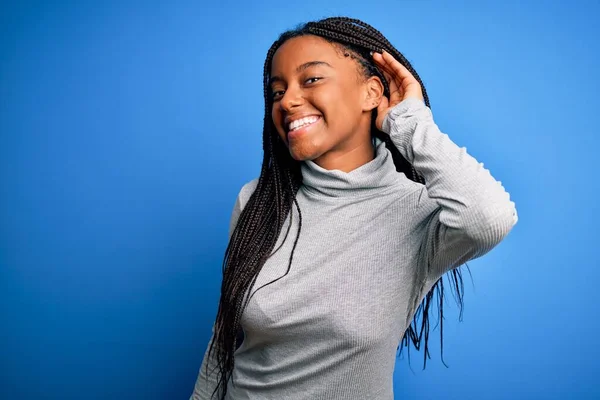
[296,60,332,72]
[270,61,333,86]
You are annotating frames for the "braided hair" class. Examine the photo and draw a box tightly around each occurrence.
[205,17,468,399]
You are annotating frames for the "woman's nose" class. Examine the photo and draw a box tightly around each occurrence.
[280,86,304,112]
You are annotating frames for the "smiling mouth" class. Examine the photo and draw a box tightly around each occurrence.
[286,116,321,138]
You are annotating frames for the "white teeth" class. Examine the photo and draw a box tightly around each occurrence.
[289,116,319,131]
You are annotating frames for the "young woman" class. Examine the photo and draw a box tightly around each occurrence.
[190,17,517,400]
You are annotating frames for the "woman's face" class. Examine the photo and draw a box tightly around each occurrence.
[270,35,380,169]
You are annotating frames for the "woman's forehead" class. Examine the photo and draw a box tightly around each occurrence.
[271,36,348,75]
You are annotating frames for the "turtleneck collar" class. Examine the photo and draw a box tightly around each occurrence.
[300,138,402,199]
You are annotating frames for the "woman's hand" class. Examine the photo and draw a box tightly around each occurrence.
[372,50,425,130]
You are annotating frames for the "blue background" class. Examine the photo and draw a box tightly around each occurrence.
[1,1,598,399]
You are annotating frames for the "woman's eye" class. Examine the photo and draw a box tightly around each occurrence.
[272,90,285,100]
[305,77,322,84]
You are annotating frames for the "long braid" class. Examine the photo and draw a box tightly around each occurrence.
[207,17,467,399]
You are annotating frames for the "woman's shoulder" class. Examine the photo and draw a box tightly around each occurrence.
[236,177,260,210]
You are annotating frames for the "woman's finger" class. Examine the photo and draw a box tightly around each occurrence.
[374,50,422,103]
[381,70,393,86]
[373,52,395,75]
[373,53,394,76]
[381,50,418,83]
[380,51,424,102]
[374,52,404,91]
[388,81,403,104]
[377,68,399,99]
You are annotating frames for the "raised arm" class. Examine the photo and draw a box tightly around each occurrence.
[383,97,517,278]
[373,51,517,279]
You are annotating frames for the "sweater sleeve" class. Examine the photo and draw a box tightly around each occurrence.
[189,179,258,400]
[381,98,518,280]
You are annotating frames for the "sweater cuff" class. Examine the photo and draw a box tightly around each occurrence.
[381,97,431,162]
[381,97,429,131]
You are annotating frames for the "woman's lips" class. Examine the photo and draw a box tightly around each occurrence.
[287,116,322,140]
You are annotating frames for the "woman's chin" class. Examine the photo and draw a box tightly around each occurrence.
[288,145,323,162]
[290,151,323,163]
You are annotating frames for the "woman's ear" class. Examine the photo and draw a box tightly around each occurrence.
[362,75,385,112]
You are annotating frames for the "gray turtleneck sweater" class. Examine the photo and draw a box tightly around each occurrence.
[190,98,518,400]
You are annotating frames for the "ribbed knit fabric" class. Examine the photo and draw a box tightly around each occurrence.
[190,98,518,400]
